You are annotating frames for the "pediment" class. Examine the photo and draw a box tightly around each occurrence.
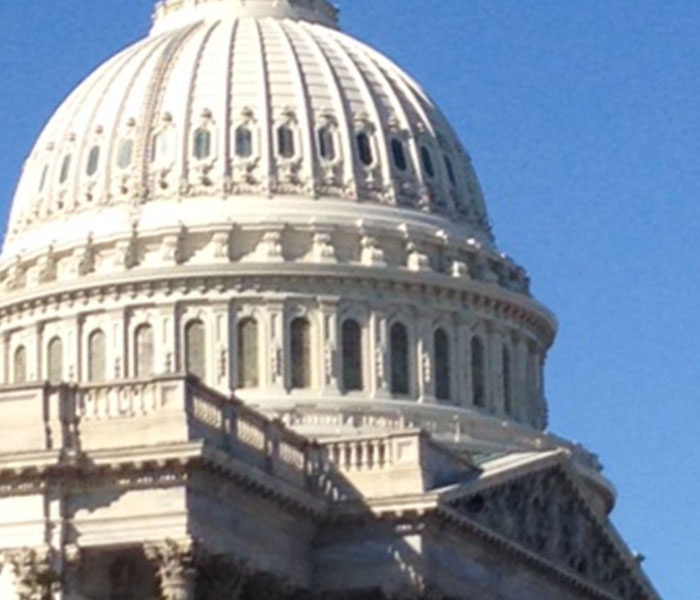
[441,453,658,600]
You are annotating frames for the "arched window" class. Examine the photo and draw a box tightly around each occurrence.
[503,345,513,415]
[390,322,410,396]
[134,324,155,378]
[471,337,486,408]
[59,155,71,184]
[434,328,451,402]
[235,126,253,158]
[278,125,295,158]
[444,155,456,186]
[13,346,27,384]
[185,320,206,380]
[237,318,259,389]
[391,138,408,171]
[47,337,63,384]
[193,128,212,160]
[356,132,373,166]
[342,319,363,392]
[290,318,311,390]
[421,146,435,178]
[117,139,133,169]
[86,145,100,176]
[88,330,107,382]
[318,127,335,161]
[39,165,49,192]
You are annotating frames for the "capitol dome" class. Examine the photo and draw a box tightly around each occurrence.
[0,0,599,493]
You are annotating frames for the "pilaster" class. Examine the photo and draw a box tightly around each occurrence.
[486,322,504,415]
[265,302,286,392]
[369,307,389,399]
[319,298,340,396]
[416,313,434,403]
[211,302,231,392]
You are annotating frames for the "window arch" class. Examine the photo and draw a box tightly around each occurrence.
[47,337,63,384]
[59,155,71,184]
[237,318,259,389]
[193,128,212,160]
[390,322,410,396]
[471,337,486,408]
[434,328,451,402]
[88,330,107,382]
[318,126,336,161]
[117,139,133,169]
[356,132,373,166]
[277,125,295,158]
[185,320,206,380]
[391,138,408,171]
[134,324,155,378]
[503,345,513,416]
[421,146,435,178]
[342,319,363,392]
[235,126,253,158]
[290,317,311,390]
[86,145,100,176]
[13,346,27,384]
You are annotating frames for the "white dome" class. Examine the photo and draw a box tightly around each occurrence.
[4,0,492,258]
[0,0,578,479]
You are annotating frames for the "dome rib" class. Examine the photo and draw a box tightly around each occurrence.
[298,22,357,199]
[253,18,274,195]
[102,33,180,211]
[321,28,393,204]
[271,19,315,193]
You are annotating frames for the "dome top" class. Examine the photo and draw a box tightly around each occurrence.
[152,0,340,33]
[3,0,493,261]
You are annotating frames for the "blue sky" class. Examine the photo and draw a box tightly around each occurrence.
[0,1,696,596]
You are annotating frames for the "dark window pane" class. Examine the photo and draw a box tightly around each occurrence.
[421,146,435,178]
[193,128,212,160]
[117,139,133,169]
[503,346,512,415]
[391,138,407,171]
[235,126,253,158]
[185,320,206,380]
[390,323,410,396]
[434,328,450,401]
[278,125,295,158]
[48,337,63,384]
[290,318,311,389]
[135,324,155,378]
[238,318,259,389]
[39,165,49,192]
[318,127,335,161]
[342,320,363,392]
[59,155,71,184]
[357,132,373,166]
[88,330,107,382]
[444,155,456,186]
[14,346,27,384]
[471,337,485,408]
[86,145,100,176]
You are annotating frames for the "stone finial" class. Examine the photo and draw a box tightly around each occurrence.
[360,235,385,267]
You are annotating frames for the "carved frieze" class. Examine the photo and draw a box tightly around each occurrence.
[451,467,647,600]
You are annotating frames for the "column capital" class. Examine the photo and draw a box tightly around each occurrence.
[145,538,198,600]
[2,547,60,600]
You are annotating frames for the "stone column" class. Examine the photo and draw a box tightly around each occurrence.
[265,301,286,392]
[158,305,177,374]
[513,332,529,423]
[369,306,389,399]
[486,322,504,415]
[1,331,10,385]
[211,302,231,391]
[3,548,60,600]
[416,312,434,403]
[145,539,196,600]
[319,298,341,396]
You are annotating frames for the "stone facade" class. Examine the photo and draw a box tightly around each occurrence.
[0,0,660,598]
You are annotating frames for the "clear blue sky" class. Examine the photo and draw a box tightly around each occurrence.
[0,1,696,597]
